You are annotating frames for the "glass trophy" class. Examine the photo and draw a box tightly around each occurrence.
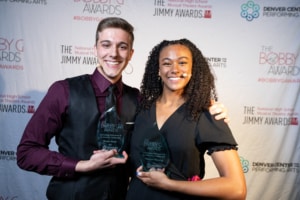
[97,106,126,158]
[140,128,170,171]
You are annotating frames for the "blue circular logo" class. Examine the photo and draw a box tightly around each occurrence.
[241,1,260,21]
[240,156,249,173]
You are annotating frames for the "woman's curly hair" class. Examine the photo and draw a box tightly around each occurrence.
[139,38,218,121]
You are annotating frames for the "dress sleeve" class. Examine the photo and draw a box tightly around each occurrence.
[16,80,78,178]
[196,111,238,155]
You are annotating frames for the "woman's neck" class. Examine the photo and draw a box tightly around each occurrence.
[157,91,185,107]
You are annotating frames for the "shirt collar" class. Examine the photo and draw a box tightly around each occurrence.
[91,68,123,95]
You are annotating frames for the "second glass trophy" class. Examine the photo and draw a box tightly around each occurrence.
[140,128,170,171]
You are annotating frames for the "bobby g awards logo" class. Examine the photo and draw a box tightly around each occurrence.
[0,37,24,70]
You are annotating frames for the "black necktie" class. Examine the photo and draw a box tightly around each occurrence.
[105,84,116,111]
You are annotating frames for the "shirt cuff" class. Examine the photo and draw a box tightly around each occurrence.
[58,158,78,178]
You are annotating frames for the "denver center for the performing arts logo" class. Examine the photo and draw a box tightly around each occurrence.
[241,1,260,21]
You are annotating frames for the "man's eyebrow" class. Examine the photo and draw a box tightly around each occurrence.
[99,40,129,46]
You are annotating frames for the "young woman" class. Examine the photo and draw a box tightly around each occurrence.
[126,39,247,200]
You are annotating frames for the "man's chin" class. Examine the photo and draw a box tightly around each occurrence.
[105,73,122,83]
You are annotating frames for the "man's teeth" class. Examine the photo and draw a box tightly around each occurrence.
[107,61,119,65]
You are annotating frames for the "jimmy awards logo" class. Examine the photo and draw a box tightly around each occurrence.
[152,0,212,19]
[0,94,36,114]
[240,1,260,22]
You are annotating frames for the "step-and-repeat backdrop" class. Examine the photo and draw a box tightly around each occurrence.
[1,1,299,199]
